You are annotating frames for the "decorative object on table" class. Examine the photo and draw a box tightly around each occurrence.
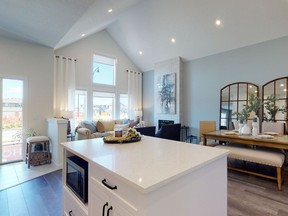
[252,117,259,136]
[263,95,287,122]
[103,128,141,143]
[247,94,261,133]
[156,73,176,114]
[232,94,261,135]
[233,106,251,134]
[114,128,123,137]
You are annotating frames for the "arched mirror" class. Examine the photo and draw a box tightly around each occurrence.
[220,82,259,130]
[262,77,288,133]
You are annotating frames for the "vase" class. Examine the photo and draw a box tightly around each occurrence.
[252,116,260,136]
[241,123,251,135]
[238,123,244,134]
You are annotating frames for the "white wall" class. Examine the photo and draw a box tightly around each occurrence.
[0,36,54,135]
[143,36,288,136]
[56,30,139,92]
[55,30,140,119]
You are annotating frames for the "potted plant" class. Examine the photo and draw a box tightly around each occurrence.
[233,106,251,134]
[246,94,262,116]
[263,95,287,122]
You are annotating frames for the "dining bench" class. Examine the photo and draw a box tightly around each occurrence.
[215,145,285,190]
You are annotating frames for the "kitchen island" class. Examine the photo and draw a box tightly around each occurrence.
[61,136,229,216]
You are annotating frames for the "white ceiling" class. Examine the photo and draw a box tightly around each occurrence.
[1,0,288,71]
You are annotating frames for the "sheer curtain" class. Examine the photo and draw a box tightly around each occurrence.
[127,70,142,120]
[54,56,76,117]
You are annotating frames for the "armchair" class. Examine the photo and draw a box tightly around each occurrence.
[155,124,181,141]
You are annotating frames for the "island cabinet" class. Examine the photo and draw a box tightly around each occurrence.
[61,137,229,216]
[63,186,88,216]
[89,177,137,216]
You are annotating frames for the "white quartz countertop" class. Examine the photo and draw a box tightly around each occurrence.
[61,136,229,193]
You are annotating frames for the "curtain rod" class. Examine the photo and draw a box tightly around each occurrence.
[126,70,142,75]
[55,55,77,62]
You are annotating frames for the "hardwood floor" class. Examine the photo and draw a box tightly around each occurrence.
[0,170,62,216]
[228,160,288,216]
[0,166,287,216]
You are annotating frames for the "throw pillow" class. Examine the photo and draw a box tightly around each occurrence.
[96,120,115,132]
[81,121,97,133]
[128,119,138,128]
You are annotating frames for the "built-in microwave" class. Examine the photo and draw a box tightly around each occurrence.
[66,155,88,204]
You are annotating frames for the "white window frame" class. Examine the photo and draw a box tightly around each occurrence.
[92,53,116,86]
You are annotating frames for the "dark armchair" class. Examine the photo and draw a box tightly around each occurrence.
[155,123,181,141]
[135,126,156,137]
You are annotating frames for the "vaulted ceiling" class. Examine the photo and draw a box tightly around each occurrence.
[1,0,288,71]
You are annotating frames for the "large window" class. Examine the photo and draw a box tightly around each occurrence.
[119,93,128,119]
[93,54,116,85]
[93,92,115,121]
[74,90,87,126]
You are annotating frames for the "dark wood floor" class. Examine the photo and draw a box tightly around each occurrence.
[0,169,62,216]
[1,165,288,216]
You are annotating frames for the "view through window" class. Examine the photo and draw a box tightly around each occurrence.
[1,78,23,164]
[119,93,128,119]
[93,54,116,85]
[93,92,115,120]
[74,90,87,126]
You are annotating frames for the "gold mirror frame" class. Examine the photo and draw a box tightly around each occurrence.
[220,82,259,130]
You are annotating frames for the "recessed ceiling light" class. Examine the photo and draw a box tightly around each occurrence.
[81,33,86,37]
[284,89,287,92]
[215,19,224,28]
[215,20,221,26]
[108,8,113,13]
[280,83,284,87]
[171,38,176,43]
[139,51,143,55]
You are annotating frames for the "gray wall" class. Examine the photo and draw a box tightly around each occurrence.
[143,36,288,136]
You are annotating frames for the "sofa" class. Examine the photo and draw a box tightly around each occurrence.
[75,119,139,140]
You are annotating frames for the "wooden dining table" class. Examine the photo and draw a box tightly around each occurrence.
[202,130,288,150]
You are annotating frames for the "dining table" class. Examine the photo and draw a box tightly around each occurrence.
[202,130,288,150]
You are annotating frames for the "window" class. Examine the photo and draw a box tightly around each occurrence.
[93,92,115,121]
[119,94,128,119]
[75,90,87,126]
[93,54,116,85]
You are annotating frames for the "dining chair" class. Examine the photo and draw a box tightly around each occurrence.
[199,121,218,146]
[262,122,285,135]
[257,122,286,153]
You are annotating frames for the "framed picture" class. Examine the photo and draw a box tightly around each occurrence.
[156,73,176,114]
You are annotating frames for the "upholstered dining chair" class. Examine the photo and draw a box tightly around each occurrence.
[262,122,285,135]
[257,122,286,153]
[199,121,218,146]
